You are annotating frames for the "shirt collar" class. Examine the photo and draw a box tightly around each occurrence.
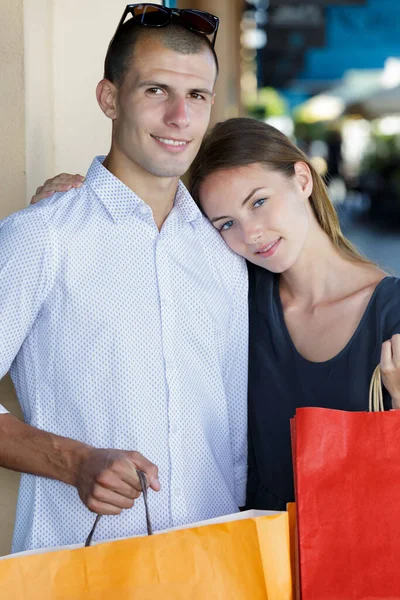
[173,179,203,225]
[86,156,203,225]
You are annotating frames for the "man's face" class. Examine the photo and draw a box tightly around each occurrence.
[110,37,217,179]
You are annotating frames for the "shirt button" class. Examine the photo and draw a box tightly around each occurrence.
[174,487,182,498]
[138,206,147,215]
[171,423,178,435]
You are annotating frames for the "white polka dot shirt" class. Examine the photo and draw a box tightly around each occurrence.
[0,157,248,553]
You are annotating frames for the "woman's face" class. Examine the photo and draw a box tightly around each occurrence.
[199,162,313,273]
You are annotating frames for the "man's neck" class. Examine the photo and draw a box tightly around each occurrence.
[103,150,180,231]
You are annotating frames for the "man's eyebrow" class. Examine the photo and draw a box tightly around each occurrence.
[211,188,265,224]
[137,80,170,89]
[137,80,214,96]
[191,88,215,97]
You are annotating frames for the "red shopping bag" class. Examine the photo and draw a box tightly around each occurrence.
[292,405,400,599]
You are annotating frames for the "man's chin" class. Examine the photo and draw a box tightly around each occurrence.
[147,161,192,179]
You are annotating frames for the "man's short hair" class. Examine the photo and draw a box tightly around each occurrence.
[104,20,219,87]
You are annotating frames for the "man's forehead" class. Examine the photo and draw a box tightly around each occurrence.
[131,38,217,86]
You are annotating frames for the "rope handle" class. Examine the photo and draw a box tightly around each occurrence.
[368,365,384,412]
[84,469,153,547]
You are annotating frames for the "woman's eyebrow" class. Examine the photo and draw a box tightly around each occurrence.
[210,187,265,224]
[242,187,264,206]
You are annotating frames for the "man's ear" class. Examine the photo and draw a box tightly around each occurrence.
[96,79,118,120]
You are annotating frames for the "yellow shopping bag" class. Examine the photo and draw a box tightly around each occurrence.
[0,510,293,599]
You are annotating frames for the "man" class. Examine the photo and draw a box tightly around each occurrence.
[0,5,248,553]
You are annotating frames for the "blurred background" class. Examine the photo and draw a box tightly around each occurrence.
[0,0,399,554]
[236,0,400,275]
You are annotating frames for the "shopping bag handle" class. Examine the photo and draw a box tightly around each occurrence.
[84,469,153,547]
[368,365,384,412]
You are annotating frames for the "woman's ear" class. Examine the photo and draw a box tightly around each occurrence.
[96,79,118,120]
[294,161,313,199]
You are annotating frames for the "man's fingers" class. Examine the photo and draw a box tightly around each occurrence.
[105,454,143,492]
[128,452,161,492]
[77,449,160,517]
[96,471,141,499]
[90,483,139,509]
[86,496,131,516]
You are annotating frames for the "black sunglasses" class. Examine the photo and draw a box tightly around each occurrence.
[113,3,219,48]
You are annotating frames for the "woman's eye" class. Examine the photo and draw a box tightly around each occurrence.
[253,198,267,208]
[220,220,234,231]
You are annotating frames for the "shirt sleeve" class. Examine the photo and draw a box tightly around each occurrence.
[223,262,249,507]
[0,209,55,413]
[390,320,400,336]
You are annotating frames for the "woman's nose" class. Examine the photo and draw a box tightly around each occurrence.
[242,225,262,245]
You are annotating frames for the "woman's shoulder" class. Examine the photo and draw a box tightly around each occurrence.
[375,274,400,301]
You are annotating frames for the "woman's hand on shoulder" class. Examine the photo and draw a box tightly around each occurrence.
[31,174,85,204]
[380,334,400,409]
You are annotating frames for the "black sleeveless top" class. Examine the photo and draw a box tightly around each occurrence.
[246,263,400,511]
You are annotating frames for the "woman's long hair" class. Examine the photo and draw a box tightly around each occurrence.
[190,118,372,265]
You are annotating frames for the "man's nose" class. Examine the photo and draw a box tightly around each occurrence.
[165,97,190,128]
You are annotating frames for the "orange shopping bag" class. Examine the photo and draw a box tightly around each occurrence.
[0,509,293,600]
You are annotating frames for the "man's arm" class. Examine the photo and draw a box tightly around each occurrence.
[0,413,160,514]
[0,211,160,513]
[223,261,249,508]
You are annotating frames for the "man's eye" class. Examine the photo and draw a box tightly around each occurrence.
[190,93,205,100]
[253,198,267,208]
[147,87,163,95]
[220,220,234,231]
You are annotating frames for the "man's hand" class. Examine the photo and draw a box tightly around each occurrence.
[75,448,160,515]
[31,173,85,204]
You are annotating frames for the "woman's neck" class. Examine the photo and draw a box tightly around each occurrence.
[279,222,362,309]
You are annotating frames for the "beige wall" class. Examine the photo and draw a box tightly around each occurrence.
[0,0,25,557]
[0,0,25,218]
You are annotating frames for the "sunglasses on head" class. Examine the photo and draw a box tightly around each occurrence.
[113,3,219,48]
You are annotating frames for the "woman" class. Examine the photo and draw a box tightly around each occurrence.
[189,118,400,510]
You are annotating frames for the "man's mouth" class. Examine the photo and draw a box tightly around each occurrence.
[151,135,190,147]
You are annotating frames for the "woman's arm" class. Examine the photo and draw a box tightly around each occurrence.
[380,334,400,408]
[31,174,85,204]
